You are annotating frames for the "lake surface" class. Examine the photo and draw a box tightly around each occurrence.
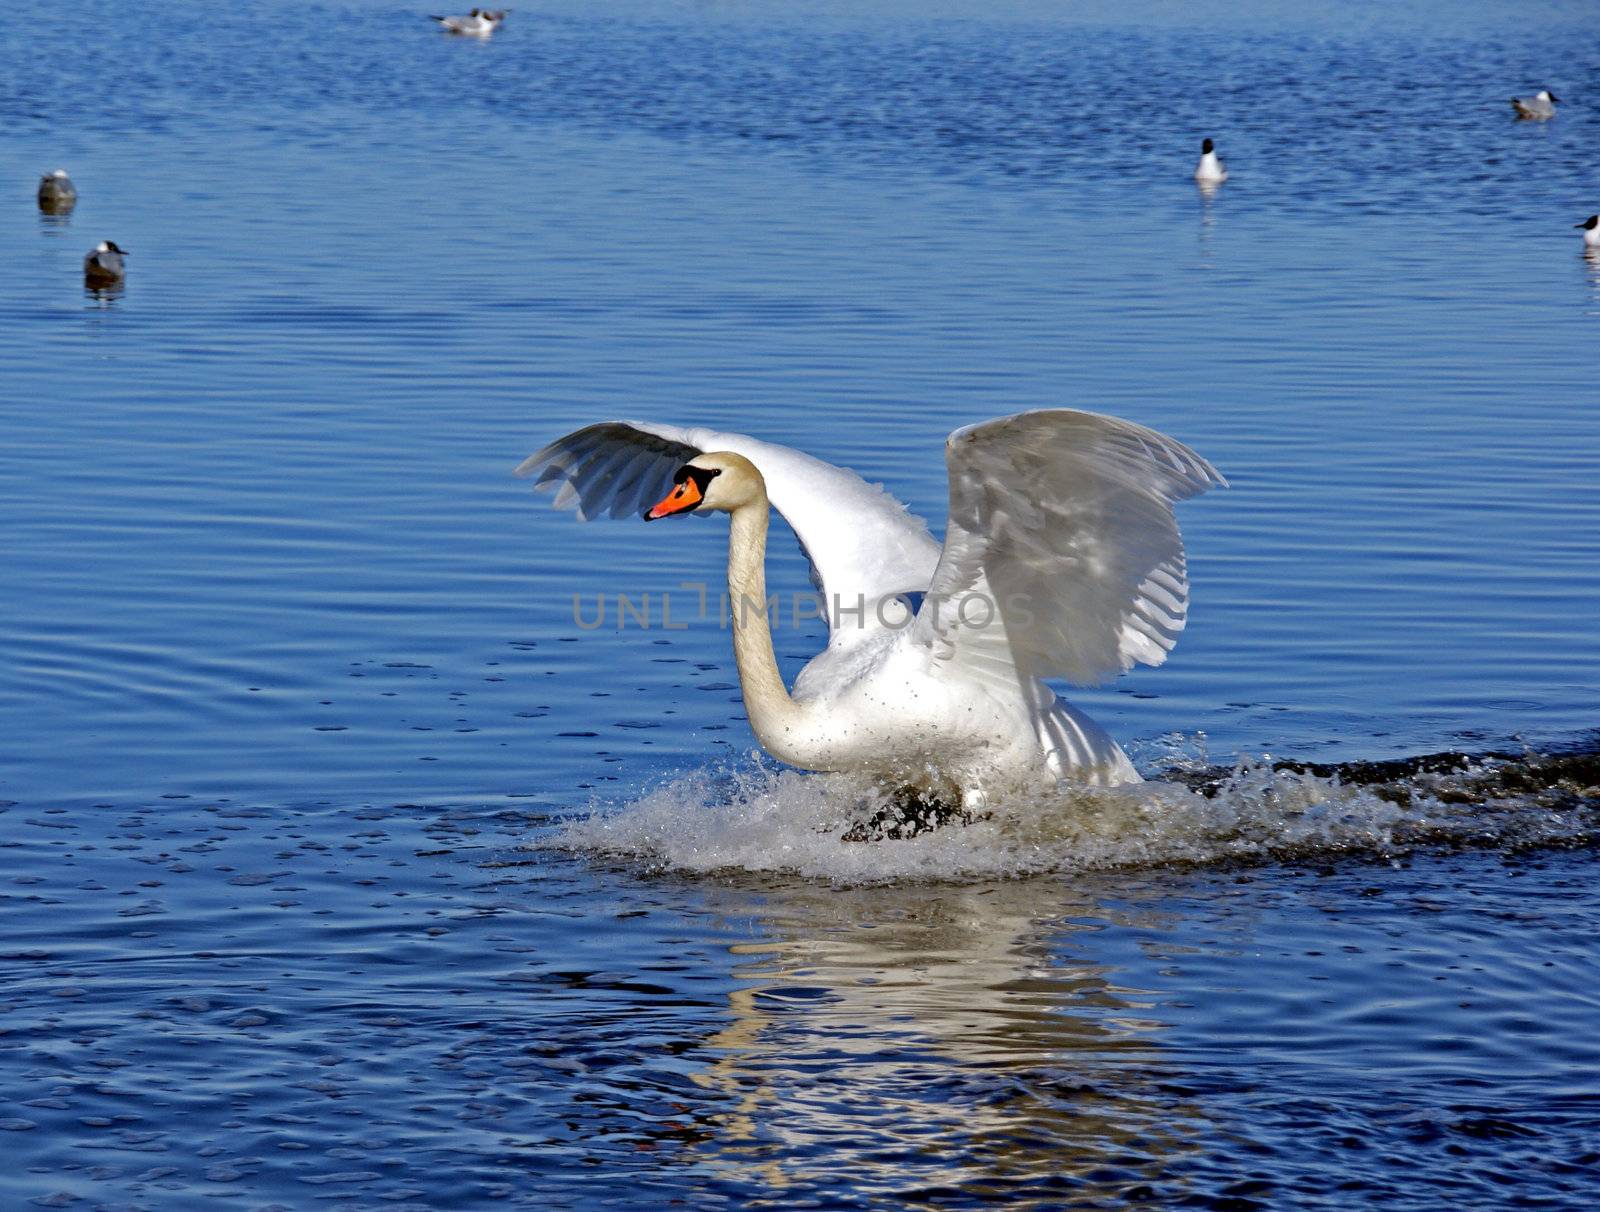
[2,0,1598,1206]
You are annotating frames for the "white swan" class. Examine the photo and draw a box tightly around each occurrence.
[518,410,1225,806]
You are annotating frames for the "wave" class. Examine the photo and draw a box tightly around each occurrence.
[548,742,1600,885]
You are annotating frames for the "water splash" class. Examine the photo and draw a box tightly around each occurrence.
[550,746,1600,884]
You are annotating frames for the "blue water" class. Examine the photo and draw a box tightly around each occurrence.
[2,0,1599,1206]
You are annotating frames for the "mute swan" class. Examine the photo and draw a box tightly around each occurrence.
[518,410,1225,807]
[1193,137,1228,184]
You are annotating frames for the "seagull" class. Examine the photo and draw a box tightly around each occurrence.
[430,8,507,36]
[1577,216,1600,250]
[37,169,77,213]
[84,240,128,287]
[1193,137,1228,184]
[1510,89,1558,120]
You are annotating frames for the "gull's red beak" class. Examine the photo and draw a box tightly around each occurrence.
[644,477,703,520]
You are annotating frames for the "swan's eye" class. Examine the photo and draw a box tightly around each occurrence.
[645,467,718,521]
[671,465,721,489]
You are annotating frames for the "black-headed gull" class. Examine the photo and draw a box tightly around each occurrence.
[1193,137,1228,184]
[430,8,507,36]
[1510,89,1558,120]
[38,169,77,213]
[84,240,128,287]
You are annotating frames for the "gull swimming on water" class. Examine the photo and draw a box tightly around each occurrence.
[1577,215,1600,250]
[1510,89,1558,120]
[38,169,77,213]
[84,240,128,287]
[430,8,507,36]
[1193,137,1228,184]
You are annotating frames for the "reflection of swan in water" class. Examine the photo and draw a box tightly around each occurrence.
[687,880,1203,1197]
[521,411,1224,809]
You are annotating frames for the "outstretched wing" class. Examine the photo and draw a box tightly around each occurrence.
[912,409,1225,689]
[516,421,942,626]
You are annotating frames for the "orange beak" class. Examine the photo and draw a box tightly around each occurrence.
[644,478,703,520]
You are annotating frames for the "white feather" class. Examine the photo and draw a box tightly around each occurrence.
[517,420,940,631]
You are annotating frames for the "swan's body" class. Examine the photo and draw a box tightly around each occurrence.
[1193,138,1228,184]
[1511,89,1557,120]
[1577,215,1600,250]
[38,169,77,213]
[519,411,1224,804]
[431,8,506,36]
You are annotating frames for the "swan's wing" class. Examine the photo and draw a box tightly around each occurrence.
[517,421,942,625]
[912,409,1225,689]
[517,422,701,522]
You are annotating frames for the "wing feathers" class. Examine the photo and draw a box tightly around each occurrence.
[915,409,1223,687]
[520,411,1219,675]
[519,420,942,634]
[517,422,702,524]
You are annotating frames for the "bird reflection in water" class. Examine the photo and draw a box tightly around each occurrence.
[683,879,1207,1201]
[1582,245,1600,316]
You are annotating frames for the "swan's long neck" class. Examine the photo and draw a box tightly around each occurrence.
[726,497,808,763]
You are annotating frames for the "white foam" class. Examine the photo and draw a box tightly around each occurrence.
[543,749,1542,885]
